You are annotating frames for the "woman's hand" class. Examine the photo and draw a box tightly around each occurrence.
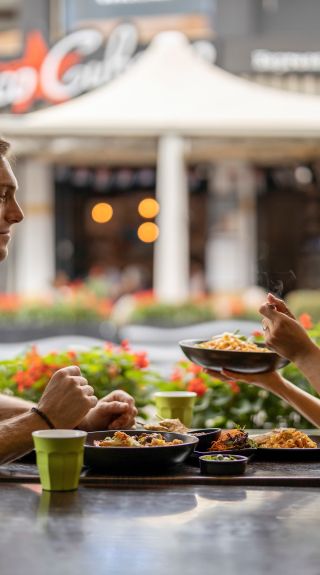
[259,294,317,363]
[206,368,283,392]
[264,293,296,319]
[78,390,138,431]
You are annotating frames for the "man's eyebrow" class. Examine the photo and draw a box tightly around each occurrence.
[0,183,17,191]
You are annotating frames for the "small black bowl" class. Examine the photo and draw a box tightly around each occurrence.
[179,339,289,374]
[199,454,248,475]
[188,428,221,451]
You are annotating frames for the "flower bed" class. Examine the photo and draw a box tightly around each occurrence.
[0,289,262,333]
[0,341,162,414]
[0,292,112,325]
[124,291,263,327]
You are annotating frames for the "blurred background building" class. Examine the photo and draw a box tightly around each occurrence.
[1,0,320,302]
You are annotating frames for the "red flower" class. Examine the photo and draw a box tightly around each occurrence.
[170,368,183,382]
[187,377,208,397]
[134,351,149,369]
[107,364,120,378]
[252,330,263,338]
[228,380,240,394]
[299,313,313,330]
[13,370,35,389]
[120,339,131,351]
[187,363,202,374]
[104,342,115,352]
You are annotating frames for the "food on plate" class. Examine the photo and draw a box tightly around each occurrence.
[143,418,189,434]
[209,429,256,451]
[197,333,271,352]
[252,428,317,449]
[94,430,183,448]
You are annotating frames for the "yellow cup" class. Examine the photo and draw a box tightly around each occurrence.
[154,391,197,427]
[32,430,87,492]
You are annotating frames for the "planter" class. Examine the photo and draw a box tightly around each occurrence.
[0,321,119,343]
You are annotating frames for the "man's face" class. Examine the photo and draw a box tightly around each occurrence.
[0,156,24,261]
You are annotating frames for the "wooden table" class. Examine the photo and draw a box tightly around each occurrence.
[1,432,320,575]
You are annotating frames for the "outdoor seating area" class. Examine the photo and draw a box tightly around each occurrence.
[2,1,320,574]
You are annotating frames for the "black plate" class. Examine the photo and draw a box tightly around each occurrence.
[188,428,221,451]
[84,430,199,472]
[179,339,289,374]
[191,435,320,463]
[253,435,320,461]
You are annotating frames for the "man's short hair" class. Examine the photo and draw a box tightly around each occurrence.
[0,138,10,157]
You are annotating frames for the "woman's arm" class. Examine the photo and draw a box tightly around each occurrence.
[260,294,320,395]
[255,372,320,428]
[0,394,35,421]
[216,369,320,428]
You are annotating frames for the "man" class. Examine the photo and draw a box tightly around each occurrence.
[0,138,137,464]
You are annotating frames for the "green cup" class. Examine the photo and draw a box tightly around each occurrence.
[32,430,87,492]
[154,391,197,427]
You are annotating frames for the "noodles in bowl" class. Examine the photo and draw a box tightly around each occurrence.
[197,333,271,353]
[179,333,289,374]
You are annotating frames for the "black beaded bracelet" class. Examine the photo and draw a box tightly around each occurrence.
[31,407,55,429]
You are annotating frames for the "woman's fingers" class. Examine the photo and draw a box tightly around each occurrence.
[221,369,256,383]
[204,368,242,382]
[267,293,296,319]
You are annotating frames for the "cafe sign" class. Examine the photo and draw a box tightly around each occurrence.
[251,49,320,73]
[0,23,139,113]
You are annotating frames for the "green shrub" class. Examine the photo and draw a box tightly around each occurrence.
[286,290,320,323]
[130,301,215,326]
[2,317,320,429]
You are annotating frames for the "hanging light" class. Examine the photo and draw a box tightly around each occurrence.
[91,202,113,223]
[137,222,159,243]
[294,166,313,185]
[138,198,160,219]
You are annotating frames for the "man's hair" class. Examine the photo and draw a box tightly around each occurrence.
[0,137,10,157]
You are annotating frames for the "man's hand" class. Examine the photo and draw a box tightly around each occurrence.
[79,390,138,431]
[38,366,98,429]
[259,296,317,363]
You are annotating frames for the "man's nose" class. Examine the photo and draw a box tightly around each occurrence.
[7,200,24,224]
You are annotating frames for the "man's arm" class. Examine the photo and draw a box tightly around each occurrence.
[0,389,138,431]
[0,411,50,464]
[0,394,35,421]
[0,366,98,465]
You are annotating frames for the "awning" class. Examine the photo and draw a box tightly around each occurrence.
[3,31,320,139]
